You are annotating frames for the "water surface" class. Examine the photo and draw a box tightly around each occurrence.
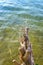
[0,0,43,30]
[0,0,43,65]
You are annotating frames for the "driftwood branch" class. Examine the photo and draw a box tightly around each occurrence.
[13,27,35,65]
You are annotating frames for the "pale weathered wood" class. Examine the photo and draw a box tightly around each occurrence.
[12,60,20,65]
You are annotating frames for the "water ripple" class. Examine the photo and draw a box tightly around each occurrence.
[0,0,43,30]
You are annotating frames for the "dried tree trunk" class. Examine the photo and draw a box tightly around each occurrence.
[13,27,35,65]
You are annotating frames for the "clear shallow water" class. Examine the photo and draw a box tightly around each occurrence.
[0,0,43,65]
[0,0,43,30]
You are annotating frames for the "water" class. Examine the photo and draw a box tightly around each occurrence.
[0,0,43,30]
[0,0,43,65]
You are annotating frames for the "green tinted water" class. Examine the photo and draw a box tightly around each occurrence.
[0,0,43,65]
